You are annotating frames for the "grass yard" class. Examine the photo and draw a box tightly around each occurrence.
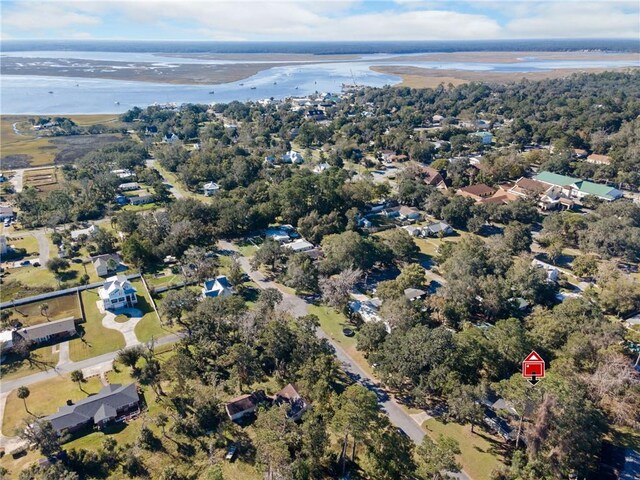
[2,374,103,437]
[144,269,184,289]
[423,418,506,480]
[5,293,81,327]
[69,289,126,362]
[0,343,59,381]
[308,304,374,378]
[130,279,172,342]
[237,238,260,257]
[6,235,39,257]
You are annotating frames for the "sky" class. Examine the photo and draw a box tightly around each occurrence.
[1,0,639,41]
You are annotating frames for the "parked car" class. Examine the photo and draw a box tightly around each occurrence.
[225,444,237,461]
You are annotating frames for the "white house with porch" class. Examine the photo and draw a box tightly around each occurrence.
[98,275,138,310]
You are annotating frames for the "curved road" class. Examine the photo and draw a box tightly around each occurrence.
[218,240,470,479]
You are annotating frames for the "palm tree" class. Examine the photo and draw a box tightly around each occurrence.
[17,386,31,415]
[70,370,86,393]
[40,303,50,322]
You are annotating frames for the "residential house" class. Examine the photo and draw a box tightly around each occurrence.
[534,171,622,202]
[586,153,612,165]
[304,109,325,121]
[456,184,496,202]
[264,155,277,165]
[70,224,100,241]
[379,150,396,162]
[43,383,140,435]
[313,162,331,174]
[163,133,179,144]
[118,182,140,192]
[349,297,383,324]
[398,206,422,221]
[421,166,447,190]
[404,288,427,302]
[0,206,15,220]
[508,177,574,211]
[265,227,293,243]
[129,192,154,206]
[273,384,308,421]
[432,114,444,124]
[98,275,138,310]
[282,150,304,164]
[93,254,123,277]
[2,317,77,353]
[573,148,588,159]
[284,239,314,253]
[402,225,422,237]
[203,181,220,196]
[111,169,135,179]
[144,126,158,136]
[532,259,559,283]
[202,275,234,298]
[472,131,493,145]
[424,221,454,237]
[226,390,269,421]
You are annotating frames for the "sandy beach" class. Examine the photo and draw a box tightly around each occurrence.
[377,51,640,64]
[370,65,640,88]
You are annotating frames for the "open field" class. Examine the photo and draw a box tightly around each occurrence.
[4,293,81,327]
[423,418,507,480]
[69,289,126,361]
[1,115,124,169]
[372,65,640,89]
[5,235,39,256]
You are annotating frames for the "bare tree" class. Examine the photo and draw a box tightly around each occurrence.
[319,268,362,309]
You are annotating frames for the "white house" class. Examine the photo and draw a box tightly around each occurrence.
[70,225,100,241]
[282,150,304,164]
[119,182,140,191]
[284,239,314,253]
[98,275,138,310]
[111,169,135,179]
[313,162,330,174]
[532,259,559,283]
[202,275,234,298]
[203,182,220,196]
[163,133,179,144]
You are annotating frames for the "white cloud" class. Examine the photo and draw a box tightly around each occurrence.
[1,0,638,40]
[3,2,101,31]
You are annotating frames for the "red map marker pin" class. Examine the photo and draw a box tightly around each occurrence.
[522,351,545,385]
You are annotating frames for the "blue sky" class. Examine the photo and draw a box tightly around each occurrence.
[2,1,639,41]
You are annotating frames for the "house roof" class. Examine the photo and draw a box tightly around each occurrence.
[274,383,301,402]
[511,177,549,195]
[284,239,314,252]
[44,383,139,433]
[0,206,14,215]
[13,317,76,343]
[226,390,268,416]
[92,254,122,268]
[203,275,233,297]
[404,288,427,300]
[426,221,452,233]
[99,275,137,299]
[457,184,496,197]
[587,153,612,164]
[534,171,621,200]
[203,181,219,189]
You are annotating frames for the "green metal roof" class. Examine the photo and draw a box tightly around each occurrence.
[534,171,621,200]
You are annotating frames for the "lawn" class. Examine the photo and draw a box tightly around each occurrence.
[5,293,81,327]
[0,343,59,381]
[69,289,126,362]
[6,235,39,257]
[144,268,184,289]
[129,279,172,343]
[423,418,506,480]
[308,304,375,378]
[237,238,260,257]
[2,374,103,437]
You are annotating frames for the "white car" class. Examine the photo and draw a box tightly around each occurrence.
[225,444,237,461]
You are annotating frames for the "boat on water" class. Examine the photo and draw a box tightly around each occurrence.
[239,83,244,86]
[273,82,277,85]
[209,91,215,94]
[250,86,257,90]
[48,91,53,94]
[115,101,120,105]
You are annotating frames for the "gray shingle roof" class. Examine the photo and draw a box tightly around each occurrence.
[13,317,76,343]
[44,383,139,433]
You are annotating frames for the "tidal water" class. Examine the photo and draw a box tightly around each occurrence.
[1,48,638,114]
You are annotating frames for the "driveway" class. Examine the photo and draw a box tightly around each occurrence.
[101,307,143,348]
[33,230,50,265]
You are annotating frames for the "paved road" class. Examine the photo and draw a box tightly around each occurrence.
[146,158,184,199]
[0,332,181,394]
[219,241,470,479]
[33,230,50,265]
